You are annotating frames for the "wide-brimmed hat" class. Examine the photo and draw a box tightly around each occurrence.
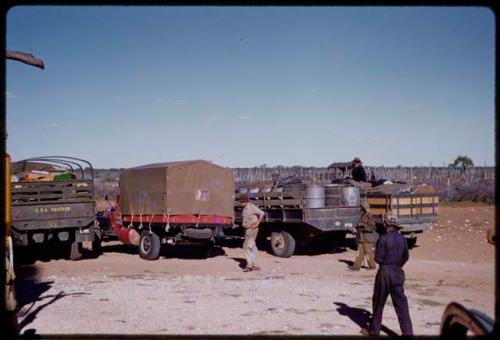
[352,157,362,164]
[383,213,401,228]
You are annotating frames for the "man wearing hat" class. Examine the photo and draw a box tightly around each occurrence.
[349,201,377,271]
[351,157,367,182]
[367,213,413,336]
[240,194,265,272]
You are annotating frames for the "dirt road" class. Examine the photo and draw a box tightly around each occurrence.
[14,204,495,336]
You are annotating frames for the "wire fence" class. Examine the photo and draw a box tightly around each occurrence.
[232,166,495,186]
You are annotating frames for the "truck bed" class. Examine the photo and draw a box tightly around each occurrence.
[234,189,360,233]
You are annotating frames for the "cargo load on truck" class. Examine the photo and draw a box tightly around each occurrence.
[111,160,234,260]
[365,183,439,248]
[328,159,439,248]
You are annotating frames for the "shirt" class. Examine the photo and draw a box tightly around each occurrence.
[242,202,265,229]
[352,164,367,182]
[357,212,376,243]
[374,229,409,267]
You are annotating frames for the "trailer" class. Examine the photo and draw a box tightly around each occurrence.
[365,183,439,248]
[327,161,439,249]
[110,160,234,260]
[234,183,361,258]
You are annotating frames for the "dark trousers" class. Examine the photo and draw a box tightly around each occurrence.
[369,265,413,336]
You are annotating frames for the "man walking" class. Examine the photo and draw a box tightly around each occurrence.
[367,213,413,336]
[240,194,265,272]
[349,202,377,271]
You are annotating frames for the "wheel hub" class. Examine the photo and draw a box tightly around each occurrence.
[273,233,285,249]
[142,236,151,253]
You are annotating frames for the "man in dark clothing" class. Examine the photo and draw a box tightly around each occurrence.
[351,157,367,182]
[367,214,413,336]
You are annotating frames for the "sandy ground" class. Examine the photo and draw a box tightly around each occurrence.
[14,204,495,336]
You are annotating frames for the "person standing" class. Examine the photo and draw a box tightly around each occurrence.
[351,157,367,182]
[349,202,377,271]
[367,213,413,336]
[240,194,265,272]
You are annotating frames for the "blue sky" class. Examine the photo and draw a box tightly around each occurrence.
[6,6,495,168]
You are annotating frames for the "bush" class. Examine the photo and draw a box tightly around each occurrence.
[438,180,495,204]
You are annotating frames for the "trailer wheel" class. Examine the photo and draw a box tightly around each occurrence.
[407,237,417,249]
[139,231,161,260]
[69,240,83,261]
[270,231,296,258]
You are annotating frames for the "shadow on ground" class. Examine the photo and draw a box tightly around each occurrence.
[229,257,247,269]
[161,244,226,259]
[101,242,138,255]
[334,302,398,337]
[15,264,89,335]
[338,259,354,268]
[101,240,227,260]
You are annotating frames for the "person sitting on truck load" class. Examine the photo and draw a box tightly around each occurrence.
[240,194,265,272]
[349,202,377,271]
[351,157,367,182]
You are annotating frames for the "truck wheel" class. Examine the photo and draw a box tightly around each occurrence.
[407,237,417,249]
[332,230,347,248]
[92,236,102,257]
[1,311,20,336]
[15,249,37,266]
[69,240,83,261]
[139,231,161,260]
[270,231,296,258]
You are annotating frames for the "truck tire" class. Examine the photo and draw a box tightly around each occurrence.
[69,240,83,261]
[332,230,347,248]
[270,231,296,258]
[92,235,102,257]
[1,311,20,336]
[139,231,161,260]
[407,237,417,249]
[15,249,36,266]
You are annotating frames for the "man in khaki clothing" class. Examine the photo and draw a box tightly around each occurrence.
[349,202,377,271]
[240,194,265,272]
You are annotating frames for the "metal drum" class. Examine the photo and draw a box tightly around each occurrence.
[305,184,325,208]
[324,184,346,207]
[342,186,360,207]
[248,187,260,198]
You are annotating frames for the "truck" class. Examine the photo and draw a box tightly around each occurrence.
[234,182,362,258]
[10,156,100,261]
[109,160,235,260]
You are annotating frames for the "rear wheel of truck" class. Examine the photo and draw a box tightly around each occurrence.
[407,237,417,249]
[14,249,37,266]
[92,236,102,257]
[332,230,347,249]
[69,240,83,261]
[139,231,161,260]
[270,231,296,258]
